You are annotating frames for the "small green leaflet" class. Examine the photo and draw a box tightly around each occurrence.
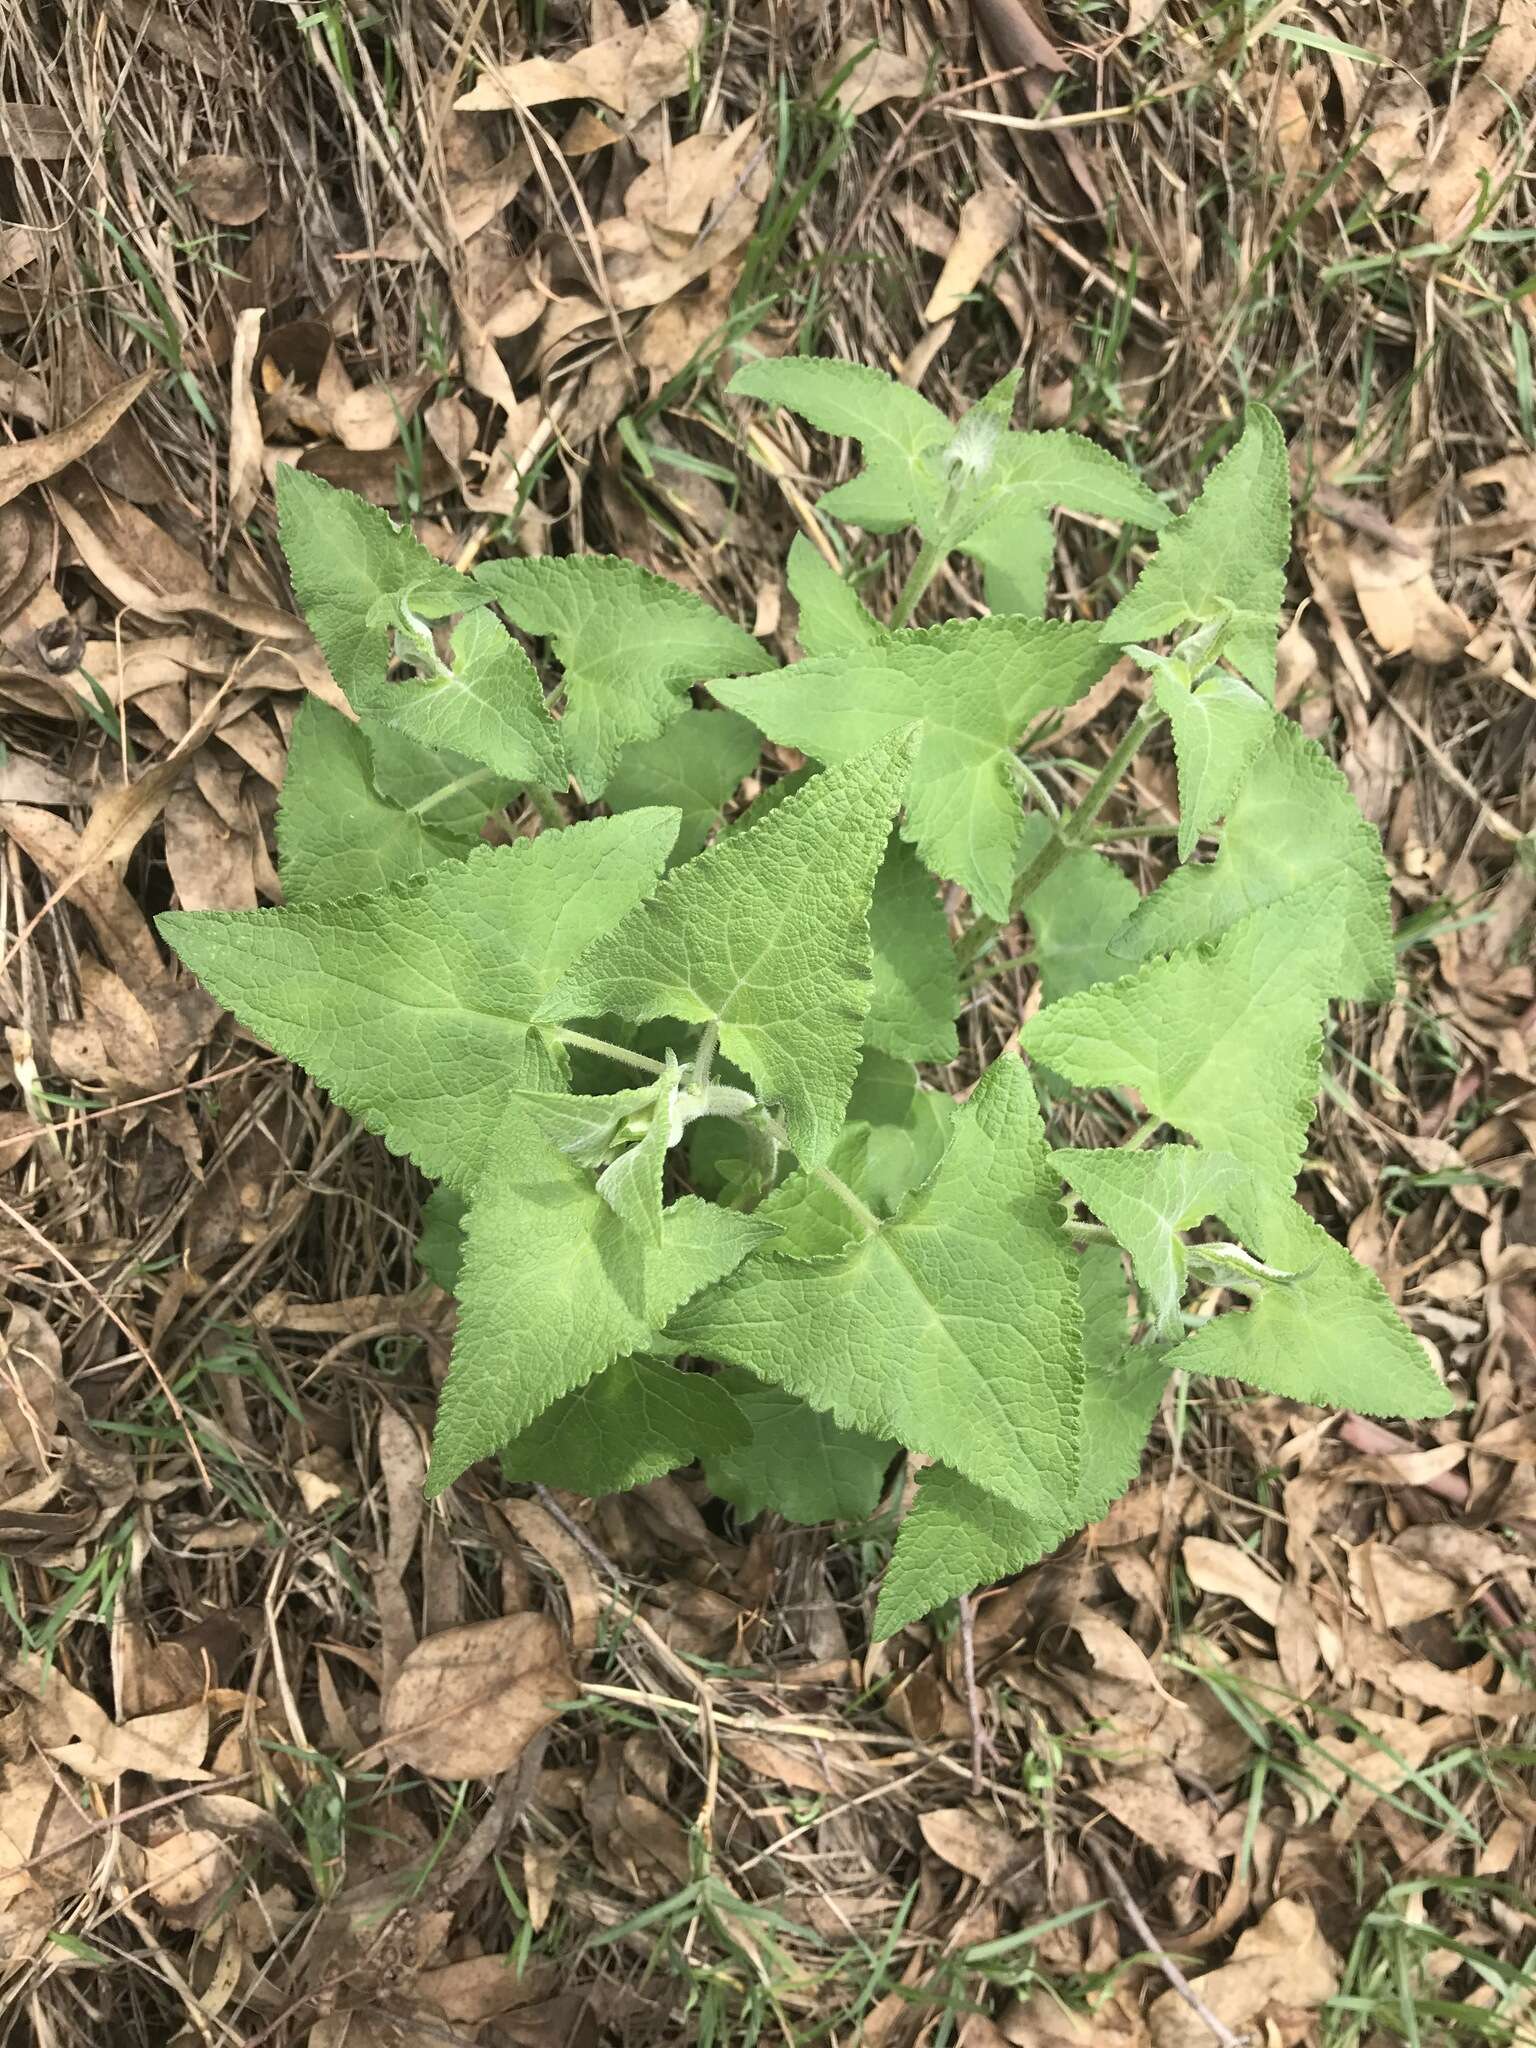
[355,606,566,789]
[275,467,480,707]
[606,707,763,863]
[1165,1189,1452,1418]
[785,533,887,656]
[704,1367,897,1525]
[1148,657,1274,862]
[1057,1143,1249,1340]
[1117,715,1396,1001]
[874,1247,1169,1636]
[517,1063,689,1246]
[670,1055,1084,1519]
[159,810,680,1191]
[277,701,489,904]
[361,720,516,837]
[474,554,773,797]
[865,841,960,1063]
[500,1356,749,1496]
[1022,894,1335,1193]
[1016,816,1140,1006]
[428,1108,775,1493]
[715,614,1116,919]
[415,1186,467,1293]
[1103,407,1290,696]
[847,1050,957,1214]
[553,736,911,1168]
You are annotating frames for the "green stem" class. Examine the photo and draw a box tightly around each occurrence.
[691,1020,719,1096]
[407,767,498,818]
[549,1027,666,1076]
[526,785,568,831]
[889,534,947,629]
[753,1107,882,1238]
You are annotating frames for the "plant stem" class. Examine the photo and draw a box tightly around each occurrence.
[549,1027,667,1076]
[526,785,568,831]
[754,1107,883,1237]
[691,1020,719,1095]
[889,534,947,629]
[407,767,498,818]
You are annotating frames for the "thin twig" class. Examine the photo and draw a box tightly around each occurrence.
[956,1594,991,1796]
[1082,1834,1246,2048]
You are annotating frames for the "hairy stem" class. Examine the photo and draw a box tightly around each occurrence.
[691,1020,720,1096]
[752,1107,883,1237]
[526,785,568,831]
[407,767,499,818]
[889,533,947,629]
[548,1026,667,1076]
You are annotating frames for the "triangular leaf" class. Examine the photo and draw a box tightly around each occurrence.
[275,467,480,707]
[1117,715,1395,1000]
[1166,1190,1452,1417]
[1151,662,1274,862]
[606,706,763,863]
[865,839,960,1063]
[952,429,1169,551]
[1103,407,1290,695]
[159,811,680,1191]
[428,1113,775,1492]
[474,554,773,796]
[959,502,1055,618]
[551,736,911,1167]
[360,720,516,836]
[500,1355,749,1495]
[703,1366,897,1524]
[1022,894,1337,1192]
[355,605,566,788]
[729,357,950,529]
[1056,1143,1250,1339]
[670,1055,1085,1518]
[715,615,1116,918]
[786,533,889,656]
[847,1050,958,1213]
[1016,815,1140,1006]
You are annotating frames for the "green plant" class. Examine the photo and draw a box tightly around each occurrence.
[158,361,1451,1636]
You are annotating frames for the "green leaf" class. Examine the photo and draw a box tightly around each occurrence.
[670,1055,1084,1518]
[159,810,680,1192]
[1056,1143,1250,1339]
[729,357,950,530]
[1016,815,1140,1005]
[275,467,480,707]
[1166,1189,1452,1417]
[500,1355,749,1495]
[415,1186,467,1293]
[429,1112,775,1492]
[865,840,960,1062]
[355,606,567,788]
[1116,715,1395,1001]
[952,429,1169,552]
[1022,895,1336,1192]
[277,700,488,904]
[551,736,911,1168]
[517,1063,694,1247]
[360,721,515,838]
[1150,661,1275,862]
[960,502,1055,618]
[874,1248,1171,1636]
[1103,407,1290,695]
[703,1367,897,1524]
[847,1050,957,1215]
[715,615,1116,919]
[474,555,773,797]
[606,707,763,863]
[786,533,888,656]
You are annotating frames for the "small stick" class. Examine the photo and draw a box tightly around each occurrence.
[956,1593,992,1796]
[1083,1834,1247,2048]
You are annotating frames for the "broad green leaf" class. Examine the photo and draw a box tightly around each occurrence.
[951,429,1169,552]
[517,1063,692,1246]
[159,810,680,1191]
[714,615,1116,919]
[670,1055,1085,1518]
[474,554,773,797]
[354,606,566,788]
[275,467,480,706]
[847,1050,957,1214]
[874,1248,1170,1636]
[415,1186,467,1293]
[704,1367,897,1524]
[786,533,888,656]
[277,700,487,904]
[1056,1143,1250,1339]
[1166,1189,1452,1417]
[428,1112,775,1492]
[360,720,516,838]
[1150,661,1274,862]
[1103,407,1290,695]
[1022,894,1338,1192]
[960,502,1055,618]
[1016,815,1140,1005]
[606,707,762,863]
[551,737,911,1167]
[729,358,950,530]
[865,840,960,1062]
[500,1355,749,1495]
[1117,715,1395,1001]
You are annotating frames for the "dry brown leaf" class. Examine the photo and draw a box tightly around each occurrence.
[228,307,265,527]
[1309,1706,1469,1841]
[924,187,1022,324]
[183,154,268,226]
[0,499,50,630]
[0,1755,97,1906]
[1182,1535,1281,1623]
[722,1735,846,1798]
[501,1499,602,1655]
[415,1954,557,2021]
[1,803,162,985]
[294,443,452,507]
[1002,1988,1149,2044]
[1347,534,1472,664]
[381,1614,572,1779]
[1087,1762,1222,1874]
[826,40,931,115]
[918,1806,1026,1884]
[971,0,1069,76]
[5,1658,214,1785]
[0,370,155,510]
[456,1,701,120]
[0,1307,60,1480]
[1125,0,1167,28]
[327,371,435,455]
[140,1820,233,1923]
[0,103,70,160]
[1149,1896,1340,2046]
[163,787,260,912]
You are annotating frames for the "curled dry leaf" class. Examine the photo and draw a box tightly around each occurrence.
[826,39,931,115]
[1086,1761,1223,1874]
[182,153,269,226]
[456,0,701,121]
[1,803,163,985]
[228,306,265,527]
[381,1613,573,1779]
[0,1306,60,1481]
[0,499,52,631]
[415,1954,558,2022]
[918,1806,1025,1884]
[1346,533,1472,664]
[970,0,1069,77]
[1149,1896,1341,2046]
[139,1820,235,1924]
[5,1656,214,1785]
[0,369,156,510]
[924,186,1023,325]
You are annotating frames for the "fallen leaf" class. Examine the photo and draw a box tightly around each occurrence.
[501,1500,603,1656]
[6,1658,214,1785]
[0,1307,60,1479]
[1149,1896,1340,2046]
[1087,1762,1223,1874]
[416,1954,557,2021]
[1182,1535,1281,1623]
[182,154,268,226]
[723,1735,848,1798]
[382,1614,573,1779]
[163,787,259,912]
[970,0,1069,76]
[826,40,931,115]
[1347,533,1472,663]
[293,442,453,507]
[456,1,701,121]
[0,103,71,159]
[140,1820,233,1923]
[0,499,50,629]
[228,307,265,527]
[924,186,1023,324]
[1,804,162,985]
[919,1806,1026,1884]
[0,371,156,510]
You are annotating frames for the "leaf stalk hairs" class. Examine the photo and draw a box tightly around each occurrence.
[157,368,1451,1638]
